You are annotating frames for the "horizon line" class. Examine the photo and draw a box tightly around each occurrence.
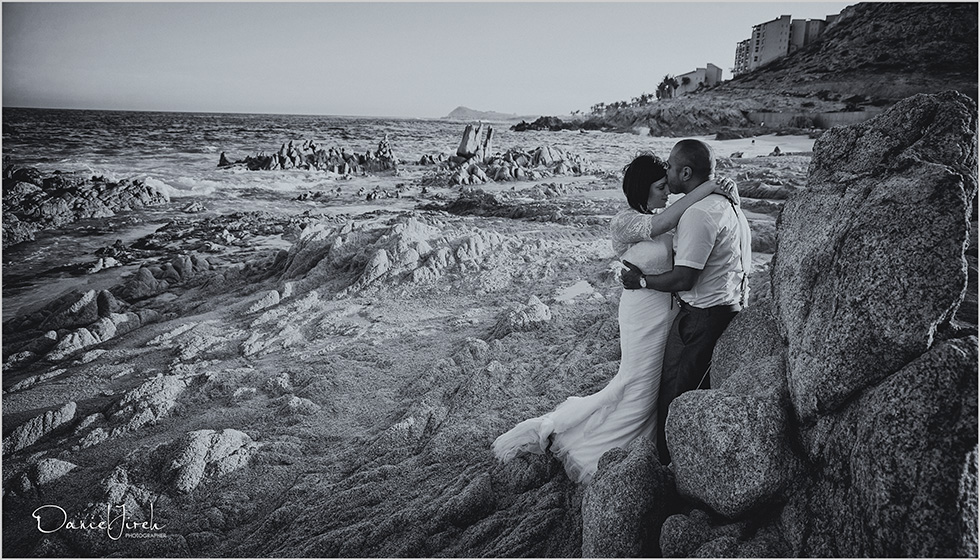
[1,105,454,121]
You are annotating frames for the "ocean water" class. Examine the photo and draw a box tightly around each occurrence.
[1,108,811,320]
[2,108,808,199]
[2,108,686,198]
[0,109,654,316]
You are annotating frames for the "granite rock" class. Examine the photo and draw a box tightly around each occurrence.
[774,91,977,421]
[218,137,396,174]
[667,390,797,519]
[713,300,790,409]
[2,401,77,455]
[76,376,188,448]
[2,169,168,248]
[490,295,552,339]
[790,337,978,556]
[32,458,79,486]
[162,429,258,493]
[581,437,673,557]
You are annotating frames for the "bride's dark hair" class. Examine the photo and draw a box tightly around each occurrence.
[622,153,667,213]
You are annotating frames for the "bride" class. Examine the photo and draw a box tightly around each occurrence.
[492,153,734,484]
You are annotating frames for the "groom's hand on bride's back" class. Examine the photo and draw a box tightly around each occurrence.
[621,260,643,290]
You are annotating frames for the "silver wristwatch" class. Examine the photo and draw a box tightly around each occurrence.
[639,275,647,289]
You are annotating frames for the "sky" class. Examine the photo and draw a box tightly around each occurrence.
[2,2,854,118]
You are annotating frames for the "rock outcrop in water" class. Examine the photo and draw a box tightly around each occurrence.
[1,167,169,248]
[422,124,602,186]
[511,116,571,132]
[217,135,397,174]
[660,90,978,557]
[456,122,494,160]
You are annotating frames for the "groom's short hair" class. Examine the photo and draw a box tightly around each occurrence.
[672,139,715,181]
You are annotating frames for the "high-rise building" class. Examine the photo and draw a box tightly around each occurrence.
[790,18,827,53]
[734,39,752,76]
[750,15,792,71]
[732,12,838,77]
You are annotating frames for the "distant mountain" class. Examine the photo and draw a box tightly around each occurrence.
[443,106,538,122]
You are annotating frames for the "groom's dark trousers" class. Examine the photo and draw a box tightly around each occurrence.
[656,298,739,465]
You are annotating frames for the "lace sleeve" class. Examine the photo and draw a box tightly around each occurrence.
[611,211,654,243]
[610,210,658,255]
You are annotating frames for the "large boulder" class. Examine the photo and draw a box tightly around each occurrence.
[785,336,978,557]
[766,91,979,555]
[661,91,976,557]
[667,390,797,519]
[581,438,672,557]
[713,300,790,409]
[456,123,485,158]
[773,91,978,422]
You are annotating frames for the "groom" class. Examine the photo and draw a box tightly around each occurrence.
[622,139,752,465]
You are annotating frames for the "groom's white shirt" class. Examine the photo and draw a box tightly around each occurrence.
[672,193,752,308]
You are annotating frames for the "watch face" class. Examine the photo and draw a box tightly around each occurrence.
[639,276,646,288]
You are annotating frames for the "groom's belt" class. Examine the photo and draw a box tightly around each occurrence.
[674,296,742,314]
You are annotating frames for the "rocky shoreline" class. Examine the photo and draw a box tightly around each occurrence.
[1,92,976,557]
[509,96,851,139]
[1,165,170,249]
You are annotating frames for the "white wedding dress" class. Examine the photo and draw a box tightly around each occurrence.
[492,209,677,484]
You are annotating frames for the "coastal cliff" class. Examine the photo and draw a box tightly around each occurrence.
[523,2,978,137]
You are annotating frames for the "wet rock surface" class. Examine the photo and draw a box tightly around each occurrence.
[218,135,397,174]
[2,166,169,248]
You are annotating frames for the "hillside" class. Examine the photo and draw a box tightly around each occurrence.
[535,2,977,137]
[724,2,977,103]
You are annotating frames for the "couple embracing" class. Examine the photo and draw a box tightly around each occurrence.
[492,139,752,484]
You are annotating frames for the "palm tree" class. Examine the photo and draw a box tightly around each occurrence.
[656,75,679,100]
